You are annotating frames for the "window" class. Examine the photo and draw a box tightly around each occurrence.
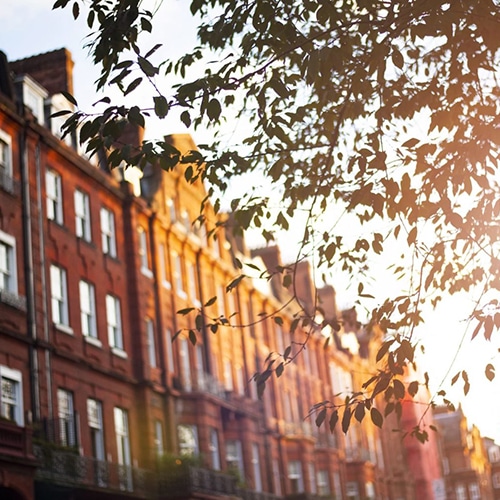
[236,365,245,396]
[288,461,304,493]
[223,358,233,391]
[195,345,205,390]
[146,318,156,367]
[165,329,175,374]
[114,407,132,490]
[493,472,500,489]
[469,483,480,500]
[308,463,316,494]
[179,337,192,391]
[46,169,63,223]
[167,198,177,224]
[138,227,152,276]
[154,420,164,457]
[455,484,466,500]
[332,472,342,500]
[187,263,200,306]
[490,446,500,463]
[80,280,97,340]
[100,207,116,257]
[173,253,186,298]
[158,243,171,289]
[87,398,107,486]
[0,366,23,425]
[75,190,91,241]
[50,264,69,327]
[317,470,330,496]
[178,424,199,456]
[365,482,375,500]
[346,481,360,500]
[216,285,225,317]
[209,428,221,470]
[226,440,244,477]
[272,460,282,496]
[57,389,76,447]
[106,294,124,352]
[0,130,13,193]
[0,231,17,294]
[252,443,262,492]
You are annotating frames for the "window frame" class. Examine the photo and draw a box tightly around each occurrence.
[0,365,24,426]
[79,279,99,342]
[100,207,117,258]
[50,264,70,329]
[57,388,76,447]
[46,169,64,224]
[0,129,13,193]
[0,230,17,294]
[138,226,152,277]
[75,189,92,241]
[146,318,156,368]
[106,294,124,353]
[178,424,199,457]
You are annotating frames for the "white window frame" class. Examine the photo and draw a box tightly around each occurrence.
[100,207,117,258]
[178,424,199,456]
[138,227,152,277]
[158,243,171,289]
[50,264,70,329]
[173,253,186,299]
[146,318,156,367]
[0,129,13,193]
[106,294,124,353]
[46,169,63,224]
[209,428,221,470]
[179,337,192,391]
[226,440,244,477]
[272,459,282,496]
[79,280,99,342]
[187,263,200,306]
[223,358,233,392]
[252,443,262,492]
[0,230,17,294]
[75,189,91,241]
[165,329,175,374]
[288,460,304,494]
[57,388,76,447]
[308,463,317,495]
[317,470,330,496]
[87,398,105,459]
[0,365,23,426]
[154,420,164,457]
[114,407,132,490]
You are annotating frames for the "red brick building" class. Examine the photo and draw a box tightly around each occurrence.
[0,47,455,500]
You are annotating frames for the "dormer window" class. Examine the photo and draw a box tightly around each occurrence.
[46,93,75,146]
[15,74,47,124]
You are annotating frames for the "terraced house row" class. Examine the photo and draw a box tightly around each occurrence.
[0,49,446,500]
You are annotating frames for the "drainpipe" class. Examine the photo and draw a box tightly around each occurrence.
[35,140,53,419]
[19,124,41,422]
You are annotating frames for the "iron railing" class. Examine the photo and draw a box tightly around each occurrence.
[158,464,237,498]
[34,444,150,496]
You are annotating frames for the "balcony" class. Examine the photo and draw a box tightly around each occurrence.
[158,464,237,498]
[0,418,35,461]
[238,489,282,500]
[34,444,150,497]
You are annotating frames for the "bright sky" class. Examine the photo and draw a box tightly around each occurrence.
[1,0,500,443]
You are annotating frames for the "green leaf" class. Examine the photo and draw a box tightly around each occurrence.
[153,95,169,118]
[72,1,79,19]
[315,408,327,427]
[61,90,78,106]
[341,406,352,434]
[207,98,222,121]
[370,407,383,428]
[188,329,197,346]
[124,77,143,96]
[329,410,339,432]
[273,316,283,326]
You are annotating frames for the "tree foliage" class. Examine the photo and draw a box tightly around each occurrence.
[53,0,500,436]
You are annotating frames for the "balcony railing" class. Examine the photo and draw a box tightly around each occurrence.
[0,418,34,459]
[34,444,150,497]
[158,464,237,498]
[238,489,282,500]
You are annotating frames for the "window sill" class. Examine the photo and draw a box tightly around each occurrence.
[55,323,74,336]
[84,336,102,348]
[162,280,172,290]
[111,347,128,359]
[0,290,27,311]
[176,290,188,300]
[141,267,154,279]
